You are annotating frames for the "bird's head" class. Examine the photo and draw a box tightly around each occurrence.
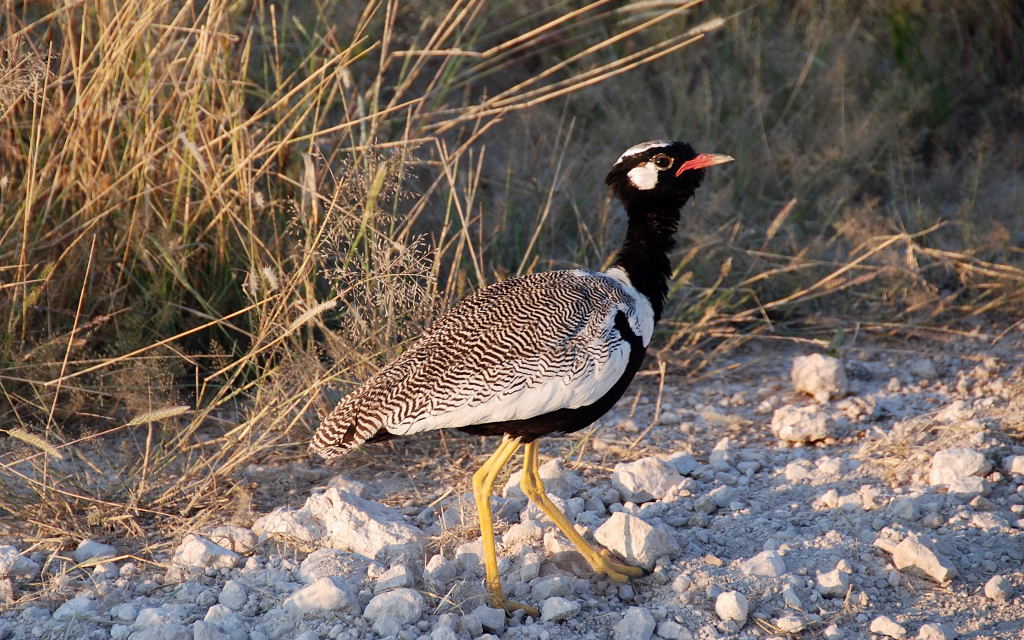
[605,140,733,213]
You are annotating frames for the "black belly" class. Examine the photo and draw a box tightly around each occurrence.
[458,310,647,442]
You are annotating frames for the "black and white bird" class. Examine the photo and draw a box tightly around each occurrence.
[310,140,732,615]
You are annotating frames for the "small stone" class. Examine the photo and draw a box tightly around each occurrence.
[424,554,456,589]
[283,576,357,615]
[611,457,683,503]
[296,549,357,584]
[947,476,986,499]
[468,605,505,633]
[891,497,920,521]
[983,574,1013,601]
[823,624,844,640]
[363,588,424,636]
[594,512,678,571]
[714,590,748,624]
[1003,455,1024,476]
[655,620,693,640]
[251,506,323,544]
[0,546,40,579]
[771,405,831,442]
[540,596,579,623]
[917,622,957,640]
[928,448,991,486]
[531,575,573,601]
[374,563,414,593]
[613,606,656,640]
[870,615,907,638]
[455,539,483,574]
[52,596,95,621]
[740,550,786,578]
[171,535,240,569]
[73,539,117,563]
[792,353,847,402]
[775,615,805,633]
[883,535,957,583]
[662,452,699,476]
[908,358,938,379]
[205,526,259,554]
[218,579,247,610]
[817,567,850,598]
[781,584,801,609]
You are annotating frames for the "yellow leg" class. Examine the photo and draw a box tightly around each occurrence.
[520,441,645,582]
[472,435,539,617]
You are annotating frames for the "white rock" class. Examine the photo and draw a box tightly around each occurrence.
[129,625,192,640]
[251,506,323,544]
[928,448,991,486]
[282,576,357,615]
[531,575,573,601]
[502,521,544,548]
[110,603,139,623]
[362,588,424,637]
[468,605,505,633]
[612,606,656,640]
[171,535,240,569]
[455,539,483,574]
[206,526,259,554]
[775,615,805,633]
[53,596,95,620]
[816,567,850,597]
[611,457,683,503]
[792,353,847,402]
[655,620,693,640]
[740,550,786,577]
[424,554,456,589]
[193,620,231,640]
[0,545,40,579]
[305,488,425,561]
[870,615,907,638]
[541,597,579,623]
[947,476,986,499]
[504,458,583,499]
[662,452,699,476]
[770,405,831,442]
[781,584,802,609]
[708,438,735,471]
[218,579,247,610]
[374,563,414,593]
[908,358,938,379]
[715,590,748,624]
[296,549,355,584]
[1003,455,1024,475]
[73,539,117,563]
[917,622,957,640]
[822,624,844,640]
[883,535,957,583]
[594,512,678,571]
[983,574,1013,601]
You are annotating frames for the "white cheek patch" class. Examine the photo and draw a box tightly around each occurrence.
[626,162,659,190]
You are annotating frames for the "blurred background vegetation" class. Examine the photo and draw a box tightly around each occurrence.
[1,0,1022,540]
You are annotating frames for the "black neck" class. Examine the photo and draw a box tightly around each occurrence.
[612,203,680,322]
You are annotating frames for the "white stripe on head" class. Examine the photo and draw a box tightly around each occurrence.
[626,162,659,190]
[615,140,673,165]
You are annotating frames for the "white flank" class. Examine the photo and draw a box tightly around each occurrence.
[627,163,659,190]
[615,140,673,164]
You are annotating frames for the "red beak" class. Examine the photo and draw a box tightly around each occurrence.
[675,153,734,176]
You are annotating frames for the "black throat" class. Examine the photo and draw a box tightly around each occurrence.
[612,203,680,322]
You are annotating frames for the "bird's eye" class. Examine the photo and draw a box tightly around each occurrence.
[651,154,673,170]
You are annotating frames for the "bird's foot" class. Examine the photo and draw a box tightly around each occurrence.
[486,591,540,618]
[591,549,646,582]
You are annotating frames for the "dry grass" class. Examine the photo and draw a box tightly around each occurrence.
[0,0,1022,579]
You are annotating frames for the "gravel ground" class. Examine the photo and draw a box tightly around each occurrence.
[2,325,1023,640]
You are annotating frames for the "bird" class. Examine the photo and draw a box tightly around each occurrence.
[309,140,732,616]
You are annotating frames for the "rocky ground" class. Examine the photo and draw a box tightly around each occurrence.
[1,323,1023,640]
